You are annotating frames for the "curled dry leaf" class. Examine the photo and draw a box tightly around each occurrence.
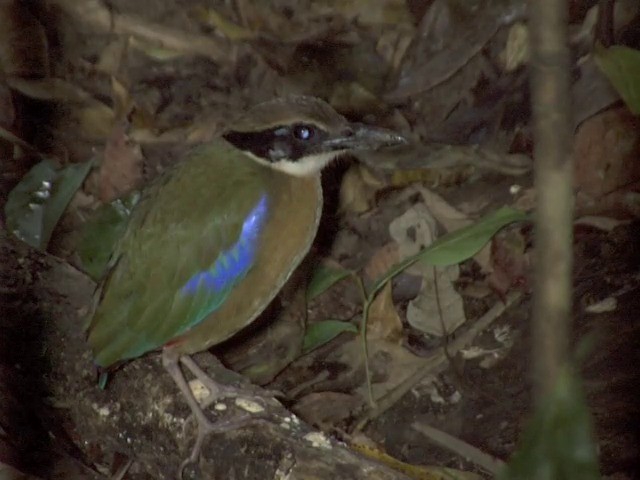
[406,264,465,337]
[5,77,94,103]
[389,203,466,336]
[486,227,530,296]
[367,282,403,343]
[95,124,144,203]
[500,22,529,72]
[363,242,399,282]
[339,164,385,214]
[574,108,640,199]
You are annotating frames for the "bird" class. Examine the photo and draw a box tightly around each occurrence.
[86,95,407,470]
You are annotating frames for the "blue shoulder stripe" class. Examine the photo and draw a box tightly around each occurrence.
[180,194,269,312]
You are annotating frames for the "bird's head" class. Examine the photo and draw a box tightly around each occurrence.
[222,96,407,176]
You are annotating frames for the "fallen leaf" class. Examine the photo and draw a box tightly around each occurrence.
[363,242,400,282]
[574,107,640,199]
[406,264,465,337]
[367,282,403,342]
[5,158,94,250]
[95,124,144,202]
[486,227,531,295]
[500,22,529,72]
[339,163,384,214]
[5,77,93,103]
[292,392,361,426]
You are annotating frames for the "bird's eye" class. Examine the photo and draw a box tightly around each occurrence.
[293,124,314,141]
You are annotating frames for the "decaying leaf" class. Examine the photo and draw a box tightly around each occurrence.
[367,282,403,342]
[500,22,529,72]
[5,77,94,103]
[292,392,362,426]
[94,123,144,203]
[5,158,94,250]
[487,227,530,296]
[363,242,400,282]
[574,107,640,201]
[339,163,385,214]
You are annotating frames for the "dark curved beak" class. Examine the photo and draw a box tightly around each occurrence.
[323,123,408,151]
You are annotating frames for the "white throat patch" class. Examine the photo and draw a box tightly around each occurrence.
[246,150,346,177]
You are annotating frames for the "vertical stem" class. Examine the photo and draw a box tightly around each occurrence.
[528,0,573,402]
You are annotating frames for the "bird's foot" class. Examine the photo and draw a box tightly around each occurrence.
[178,411,256,479]
[180,355,282,409]
[163,351,274,479]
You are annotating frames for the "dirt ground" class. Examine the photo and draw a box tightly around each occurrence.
[0,1,639,479]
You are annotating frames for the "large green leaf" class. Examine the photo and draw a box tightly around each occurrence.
[5,159,94,250]
[498,366,600,480]
[371,206,529,296]
[594,44,640,115]
[302,320,358,354]
[306,263,353,300]
[78,191,139,280]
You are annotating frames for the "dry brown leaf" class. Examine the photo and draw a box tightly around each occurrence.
[500,22,529,72]
[367,282,403,342]
[329,82,387,117]
[96,37,129,76]
[193,5,257,41]
[5,77,93,103]
[292,392,361,427]
[406,264,465,337]
[95,124,144,203]
[111,76,134,121]
[574,107,640,198]
[339,164,384,214]
[486,228,531,296]
[73,103,116,140]
[314,0,413,27]
[363,242,400,282]
[574,215,628,231]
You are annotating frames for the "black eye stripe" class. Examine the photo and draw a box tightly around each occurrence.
[223,124,327,162]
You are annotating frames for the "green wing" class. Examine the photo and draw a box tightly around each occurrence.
[88,142,267,367]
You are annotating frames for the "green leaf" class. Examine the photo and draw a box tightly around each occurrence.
[594,44,640,115]
[371,206,529,296]
[306,263,353,300]
[78,191,139,280]
[302,320,358,354]
[5,159,94,250]
[498,366,600,480]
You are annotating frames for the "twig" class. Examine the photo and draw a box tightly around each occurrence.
[354,291,523,430]
[411,422,505,475]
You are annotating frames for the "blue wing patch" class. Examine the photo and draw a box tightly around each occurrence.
[179,194,269,324]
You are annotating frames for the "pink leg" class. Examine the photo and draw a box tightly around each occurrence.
[161,349,259,476]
